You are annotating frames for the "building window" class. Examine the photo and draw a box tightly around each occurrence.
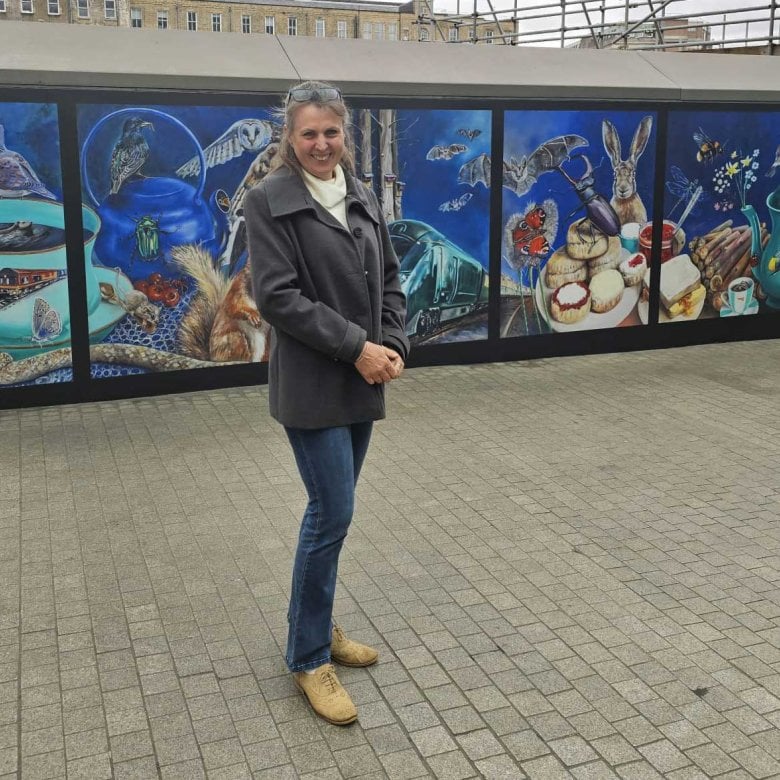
[388,22,397,40]
[448,26,458,41]
[373,22,384,39]
[187,9,196,29]
[157,9,167,27]
[264,15,274,33]
[20,0,33,13]
[0,0,6,11]
[47,0,59,13]
[103,0,115,18]
[362,22,371,39]
[241,14,250,32]
[77,0,88,16]
[485,29,494,43]
[130,7,142,26]
[402,27,410,40]
[211,13,221,31]
[315,17,325,37]
[419,27,429,41]
[337,20,347,38]
[287,16,296,35]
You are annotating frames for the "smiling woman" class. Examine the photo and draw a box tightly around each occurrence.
[243,80,409,727]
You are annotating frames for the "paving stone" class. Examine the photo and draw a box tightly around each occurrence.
[379,748,430,780]
[425,749,475,779]
[474,753,526,779]
[410,725,457,757]
[365,724,413,756]
[113,756,160,780]
[456,728,504,761]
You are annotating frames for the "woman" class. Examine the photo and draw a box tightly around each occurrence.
[245,82,409,726]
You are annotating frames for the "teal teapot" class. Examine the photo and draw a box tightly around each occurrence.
[742,186,780,309]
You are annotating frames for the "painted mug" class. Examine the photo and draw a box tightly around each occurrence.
[720,276,754,314]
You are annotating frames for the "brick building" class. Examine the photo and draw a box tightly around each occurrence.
[0,0,510,43]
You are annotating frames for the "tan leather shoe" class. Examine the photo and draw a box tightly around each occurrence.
[331,623,379,667]
[293,663,357,725]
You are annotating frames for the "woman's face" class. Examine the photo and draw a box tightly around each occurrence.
[288,104,345,180]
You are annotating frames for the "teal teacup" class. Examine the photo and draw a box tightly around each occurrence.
[0,198,101,357]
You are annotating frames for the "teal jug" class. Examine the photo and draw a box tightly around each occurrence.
[742,187,780,308]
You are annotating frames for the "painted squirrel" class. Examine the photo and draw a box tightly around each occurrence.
[173,244,269,363]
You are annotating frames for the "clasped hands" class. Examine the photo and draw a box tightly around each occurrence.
[355,341,404,385]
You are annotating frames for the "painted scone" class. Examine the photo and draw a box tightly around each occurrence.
[551,281,591,324]
[587,236,623,276]
[566,217,608,260]
[589,269,625,313]
[619,252,647,287]
[545,247,588,288]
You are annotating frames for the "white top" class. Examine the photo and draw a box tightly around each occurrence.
[301,165,348,229]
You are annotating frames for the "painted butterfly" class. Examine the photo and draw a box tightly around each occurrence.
[31,297,63,343]
[504,199,558,271]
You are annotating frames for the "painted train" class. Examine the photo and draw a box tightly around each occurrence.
[389,219,489,338]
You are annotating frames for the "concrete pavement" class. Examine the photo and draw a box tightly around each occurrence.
[2,339,780,779]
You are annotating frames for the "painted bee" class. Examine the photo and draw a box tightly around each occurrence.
[693,127,725,163]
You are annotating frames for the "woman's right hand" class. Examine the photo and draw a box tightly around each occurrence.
[355,341,398,384]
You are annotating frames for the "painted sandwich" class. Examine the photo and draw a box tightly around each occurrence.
[643,254,705,319]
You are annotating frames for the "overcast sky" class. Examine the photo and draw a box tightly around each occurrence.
[434,0,772,46]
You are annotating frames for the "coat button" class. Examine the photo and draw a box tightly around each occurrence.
[353,227,363,238]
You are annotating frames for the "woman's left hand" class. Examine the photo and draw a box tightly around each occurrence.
[383,347,404,379]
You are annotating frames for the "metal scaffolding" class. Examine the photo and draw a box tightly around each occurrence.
[424,0,780,51]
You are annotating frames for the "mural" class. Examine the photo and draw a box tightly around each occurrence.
[661,110,780,322]
[0,103,72,387]
[500,110,657,337]
[356,109,491,344]
[77,104,278,377]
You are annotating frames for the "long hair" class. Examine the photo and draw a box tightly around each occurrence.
[271,80,356,176]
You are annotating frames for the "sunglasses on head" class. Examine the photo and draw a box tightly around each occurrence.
[286,87,342,104]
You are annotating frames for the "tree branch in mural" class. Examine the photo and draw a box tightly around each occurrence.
[0,344,241,385]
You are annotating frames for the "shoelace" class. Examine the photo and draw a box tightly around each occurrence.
[319,664,339,694]
[332,625,346,644]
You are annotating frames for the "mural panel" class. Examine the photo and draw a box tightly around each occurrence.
[356,109,491,345]
[77,104,278,377]
[662,110,780,322]
[0,103,72,387]
[501,109,657,337]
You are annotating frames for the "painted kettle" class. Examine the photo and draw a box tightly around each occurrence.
[81,107,228,280]
[742,186,780,308]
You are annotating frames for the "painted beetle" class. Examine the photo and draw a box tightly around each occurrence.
[133,214,162,261]
[557,154,621,237]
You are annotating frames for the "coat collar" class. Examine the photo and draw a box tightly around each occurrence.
[264,165,380,224]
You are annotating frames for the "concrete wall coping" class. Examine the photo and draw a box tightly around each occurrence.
[0,20,778,102]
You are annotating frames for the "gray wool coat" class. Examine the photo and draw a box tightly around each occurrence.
[245,165,409,430]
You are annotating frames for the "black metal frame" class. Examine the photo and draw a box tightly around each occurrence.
[1,86,778,410]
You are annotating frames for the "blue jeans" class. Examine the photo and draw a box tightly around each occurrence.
[284,422,373,672]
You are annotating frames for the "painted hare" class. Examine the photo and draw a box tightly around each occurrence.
[602,116,653,226]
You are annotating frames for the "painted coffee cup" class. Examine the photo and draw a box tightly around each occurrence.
[720,276,754,314]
